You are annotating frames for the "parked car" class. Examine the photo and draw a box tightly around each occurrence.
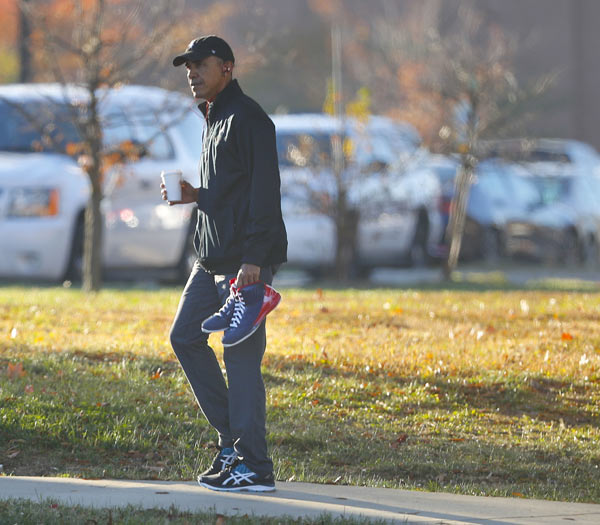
[0,83,203,282]
[353,149,443,270]
[272,113,441,274]
[505,173,600,265]
[484,138,600,178]
[411,154,459,259]
[435,158,540,262]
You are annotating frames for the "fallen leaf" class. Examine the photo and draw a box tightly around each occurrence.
[150,368,163,380]
[7,362,26,379]
[561,332,573,341]
[512,492,525,498]
[391,434,408,448]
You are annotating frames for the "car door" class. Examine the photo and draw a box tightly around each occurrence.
[355,125,416,264]
[102,99,192,269]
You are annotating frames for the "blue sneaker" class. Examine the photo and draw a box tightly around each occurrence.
[221,282,281,348]
[201,279,238,333]
[197,446,237,483]
[198,461,275,492]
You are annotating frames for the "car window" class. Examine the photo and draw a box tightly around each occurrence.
[276,132,333,168]
[489,147,571,163]
[0,100,80,154]
[351,127,394,168]
[126,106,175,160]
[103,108,134,149]
[173,111,204,156]
[532,177,571,205]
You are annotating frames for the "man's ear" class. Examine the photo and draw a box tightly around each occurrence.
[223,61,233,74]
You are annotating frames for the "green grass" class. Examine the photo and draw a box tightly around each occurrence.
[0,498,388,525]
[1,285,599,503]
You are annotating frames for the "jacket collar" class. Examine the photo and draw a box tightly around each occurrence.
[199,79,243,118]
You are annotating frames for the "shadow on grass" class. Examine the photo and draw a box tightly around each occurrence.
[262,353,599,429]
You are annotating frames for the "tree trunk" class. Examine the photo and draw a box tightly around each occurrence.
[82,187,103,292]
[442,156,476,280]
[18,0,32,83]
[82,92,104,292]
[334,193,359,281]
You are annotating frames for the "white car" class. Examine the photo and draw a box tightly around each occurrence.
[272,113,441,274]
[484,138,600,178]
[0,83,203,281]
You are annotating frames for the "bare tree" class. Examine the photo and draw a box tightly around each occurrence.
[18,0,184,291]
[372,1,555,279]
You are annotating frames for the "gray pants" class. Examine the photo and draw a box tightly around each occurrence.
[169,260,274,477]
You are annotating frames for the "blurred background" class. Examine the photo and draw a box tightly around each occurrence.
[1,0,599,288]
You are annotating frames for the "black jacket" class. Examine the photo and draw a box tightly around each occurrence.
[193,79,287,274]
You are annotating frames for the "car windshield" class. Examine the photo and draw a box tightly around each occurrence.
[488,148,571,164]
[276,131,334,168]
[531,177,571,205]
[0,100,80,154]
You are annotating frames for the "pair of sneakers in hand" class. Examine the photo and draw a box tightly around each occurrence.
[201,279,281,347]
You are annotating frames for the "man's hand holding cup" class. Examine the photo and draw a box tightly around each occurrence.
[160,170,198,205]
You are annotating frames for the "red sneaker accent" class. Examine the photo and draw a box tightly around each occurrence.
[254,284,281,326]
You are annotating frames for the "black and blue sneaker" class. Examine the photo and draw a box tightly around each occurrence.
[221,281,281,348]
[201,279,238,333]
[197,446,238,483]
[198,461,275,492]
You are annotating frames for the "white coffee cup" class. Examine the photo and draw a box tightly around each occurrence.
[161,170,183,202]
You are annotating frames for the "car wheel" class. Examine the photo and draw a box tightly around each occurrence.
[583,237,599,268]
[560,230,580,267]
[63,214,84,282]
[481,227,501,264]
[409,213,429,267]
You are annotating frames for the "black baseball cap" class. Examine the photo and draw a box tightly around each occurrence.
[172,36,235,67]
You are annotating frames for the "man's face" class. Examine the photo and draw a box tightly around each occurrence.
[186,56,230,102]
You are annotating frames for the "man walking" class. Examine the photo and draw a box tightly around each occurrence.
[162,35,287,492]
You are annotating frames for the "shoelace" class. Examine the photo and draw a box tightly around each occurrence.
[218,287,237,316]
[229,294,246,328]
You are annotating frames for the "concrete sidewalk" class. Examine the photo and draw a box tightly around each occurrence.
[1,477,599,524]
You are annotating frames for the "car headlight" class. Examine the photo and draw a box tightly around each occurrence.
[8,188,60,217]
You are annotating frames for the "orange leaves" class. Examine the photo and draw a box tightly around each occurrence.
[382,302,403,314]
[150,368,163,380]
[65,142,85,156]
[390,434,408,449]
[561,332,574,341]
[6,362,26,380]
